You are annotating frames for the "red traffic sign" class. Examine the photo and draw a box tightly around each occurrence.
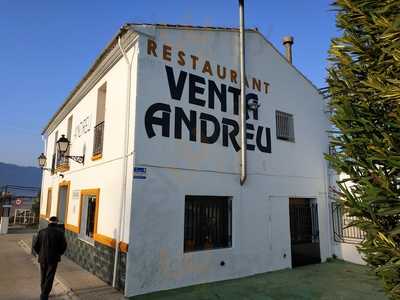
[15,198,23,206]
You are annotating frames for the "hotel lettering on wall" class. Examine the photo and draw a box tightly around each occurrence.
[74,115,92,138]
[144,39,272,154]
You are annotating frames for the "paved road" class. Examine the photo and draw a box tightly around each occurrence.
[0,229,123,300]
[0,231,71,300]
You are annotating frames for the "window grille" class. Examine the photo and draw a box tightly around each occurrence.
[184,196,232,252]
[51,153,56,174]
[276,110,295,142]
[46,188,52,217]
[92,122,104,156]
[51,131,58,174]
[92,83,106,157]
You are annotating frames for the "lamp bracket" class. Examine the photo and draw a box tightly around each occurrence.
[65,155,85,165]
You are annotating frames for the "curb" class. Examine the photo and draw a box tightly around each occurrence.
[18,239,79,300]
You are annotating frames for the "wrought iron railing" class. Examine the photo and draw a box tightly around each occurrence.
[56,151,69,168]
[13,210,38,225]
[93,122,104,156]
[332,203,365,243]
[51,153,56,174]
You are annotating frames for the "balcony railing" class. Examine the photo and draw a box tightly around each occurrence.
[56,153,69,166]
[93,121,104,156]
[56,151,69,172]
[51,153,56,174]
[332,203,365,243]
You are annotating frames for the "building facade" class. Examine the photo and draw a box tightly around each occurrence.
[40,24,336,297]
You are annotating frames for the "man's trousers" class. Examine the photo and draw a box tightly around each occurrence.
[40,262,58,300]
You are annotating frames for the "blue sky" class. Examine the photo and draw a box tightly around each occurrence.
[0,0,336,167]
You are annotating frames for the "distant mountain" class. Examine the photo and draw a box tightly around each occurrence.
[0,162,42,189]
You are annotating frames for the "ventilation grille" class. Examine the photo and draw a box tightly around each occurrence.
[276,111,295,142]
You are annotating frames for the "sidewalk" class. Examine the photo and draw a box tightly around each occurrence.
[0,230,124,300]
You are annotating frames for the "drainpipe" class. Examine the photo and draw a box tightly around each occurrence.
[113,34,138,288]
[239,0,247,185]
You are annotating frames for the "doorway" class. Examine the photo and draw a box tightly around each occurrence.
[289,198,321,267]
[57,184,69,224]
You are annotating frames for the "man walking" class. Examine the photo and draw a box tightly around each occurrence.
[33,216,67,300]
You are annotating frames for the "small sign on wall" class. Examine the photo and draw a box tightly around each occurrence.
[72,190,80,213]
[72,190,80,199]
[74,115,92,138]
[134,167,147,179]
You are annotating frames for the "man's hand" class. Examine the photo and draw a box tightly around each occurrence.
[32,233,40,255]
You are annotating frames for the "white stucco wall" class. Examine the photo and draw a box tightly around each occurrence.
[40,40,139,244]
[333,242,365,265]
[125,26,331,296]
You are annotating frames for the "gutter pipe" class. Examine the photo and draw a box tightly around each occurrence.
[239,0,247,185]
[113,34,138,288]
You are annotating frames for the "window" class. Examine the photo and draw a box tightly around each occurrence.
[93,83,106,158]
[184,196,232,252]
[56,182,69,224]
[51,131,58,174]
[66,115,73,157]
[276,110,295,142]
[46,188,52,218]
[79,189,99,243]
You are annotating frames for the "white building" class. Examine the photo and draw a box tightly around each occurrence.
[39,23,345,297]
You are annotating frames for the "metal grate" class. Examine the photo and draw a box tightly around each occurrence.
[51,153,56,174]
[184,196,232,252]
[290,202,319,244]
[332,203,365,243]
[14,209,37,225]
[56,151,69,168]
[276,111,295,142]
[93,121,104,156]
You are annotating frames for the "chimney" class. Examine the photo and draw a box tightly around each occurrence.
[282,36,294,64]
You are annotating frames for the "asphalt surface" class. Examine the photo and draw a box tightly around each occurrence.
[0,228,123,300]
[0,230,71,300]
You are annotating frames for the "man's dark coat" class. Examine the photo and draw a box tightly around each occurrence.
[33,223,67,264]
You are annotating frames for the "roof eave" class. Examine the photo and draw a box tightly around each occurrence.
[41,25,131,135]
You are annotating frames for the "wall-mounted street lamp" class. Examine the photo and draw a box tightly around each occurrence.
[37,135,85,171]
[37,153,51,171]
[56,135,85,164]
